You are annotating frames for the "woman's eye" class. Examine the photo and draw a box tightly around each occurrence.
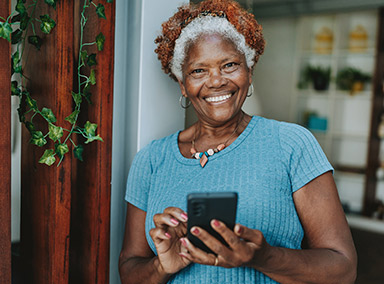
[189,68,206,78]
[223,62,239,71]
[191,69,204,74]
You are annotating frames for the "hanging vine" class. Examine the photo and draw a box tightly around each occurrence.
[0,0,113,166]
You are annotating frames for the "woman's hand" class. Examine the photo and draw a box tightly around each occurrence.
[149,207,192,274]
[178,220,271,269]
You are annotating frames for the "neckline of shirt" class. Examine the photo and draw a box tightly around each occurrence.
[172,115,259,166]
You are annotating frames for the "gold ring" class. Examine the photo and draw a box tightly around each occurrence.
[214,256,219,266]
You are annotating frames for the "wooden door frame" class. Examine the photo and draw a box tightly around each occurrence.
[0,0,12,282]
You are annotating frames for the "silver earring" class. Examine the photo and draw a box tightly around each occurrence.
[247,84,254,97]
[179,95,191,109]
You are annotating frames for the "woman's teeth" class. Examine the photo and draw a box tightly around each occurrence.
[205,94,232,103]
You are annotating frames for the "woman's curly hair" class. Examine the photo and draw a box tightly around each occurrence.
[154,0,265,81]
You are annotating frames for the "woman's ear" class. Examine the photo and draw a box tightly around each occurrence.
[177,78,187,98]
[248,68,253,85]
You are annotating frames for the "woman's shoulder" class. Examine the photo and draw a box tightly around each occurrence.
[251,116,318,151]
[251,116,309,137]
[133,131,179,164]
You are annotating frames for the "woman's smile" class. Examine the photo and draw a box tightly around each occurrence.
[204,93,233,103]
[178,33,252,125]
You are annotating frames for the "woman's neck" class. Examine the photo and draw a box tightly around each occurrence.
[192,112,250,151]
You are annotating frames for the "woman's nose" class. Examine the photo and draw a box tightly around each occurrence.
[206,69,227,88]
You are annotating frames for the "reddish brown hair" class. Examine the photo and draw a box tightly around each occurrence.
[154,0,265,81]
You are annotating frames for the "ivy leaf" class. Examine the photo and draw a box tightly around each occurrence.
[84,121,103,144]
[85,134,103,144]
[11,13,21,23]
[12,50,20,67]
[28,35,42,50]
[40,15,56,34]
[41,107,57,123]
[17,107,25,123]
[30,131,47,147]
[25,93,38,110]
[48,124,63,142]
[0,21,12,42]
[25,121,35,133]
[44,0,57,9]
[84,121,97,136]
[11,81,21,96]
[74,145,84,161]
[39,149,56,166]
[11,29,23,44]
[89,69,96,85]
[82,84,92,104]
[87,53,97,66]
[72,91,82,105]
[96,32,105,51]
[11,50,22,75]
[20,13,30,30]
[16,2,26,14]
[80,50,88,65]
[65,110,80,124]
[54,143,69,158]
[96,4,106,19]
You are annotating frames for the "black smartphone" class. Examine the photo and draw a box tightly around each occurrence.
[187,192,238,254]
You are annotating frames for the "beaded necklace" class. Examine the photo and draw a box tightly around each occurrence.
[190,113,244,167]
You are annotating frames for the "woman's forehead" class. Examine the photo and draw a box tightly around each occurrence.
[185,34,242,62]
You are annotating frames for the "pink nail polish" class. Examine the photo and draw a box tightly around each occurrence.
[236,225,242,234]
[170,218,179,225]
[180,238,187,247]
[192,227,200,235]
[165,232,171,238]
[213,220,220,227]
[181,213,188,220]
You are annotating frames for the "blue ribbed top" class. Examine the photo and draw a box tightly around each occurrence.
[125,116,333,283]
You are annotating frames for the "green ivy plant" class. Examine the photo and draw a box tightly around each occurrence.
[0,0,113,166]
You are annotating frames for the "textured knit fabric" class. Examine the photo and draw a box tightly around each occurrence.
[125,116,333,284]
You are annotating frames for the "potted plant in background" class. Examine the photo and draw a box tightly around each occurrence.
[336,67,371,95]
[298,65,331,91]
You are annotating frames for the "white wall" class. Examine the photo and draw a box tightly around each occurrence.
[252,17,298,122]
[110,1,185,283]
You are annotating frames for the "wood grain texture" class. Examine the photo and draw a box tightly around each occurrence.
[363,8,384,216]
[69,1,115,283]
[21,1,74,283]
[0,1,12,283]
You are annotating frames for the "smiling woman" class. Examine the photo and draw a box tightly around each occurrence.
[119,1,357,283]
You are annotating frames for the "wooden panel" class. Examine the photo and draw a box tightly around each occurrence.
[69,2,115,283]
[363,8,384,216]
[21,1,74,283]
[0,1,12,283]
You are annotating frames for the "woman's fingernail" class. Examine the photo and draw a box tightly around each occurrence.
[213,220,220,227]
[170,218,179,225]
[192,227,200,235]
[179,252,187,258]
[165,232,171,238]
[235,224,242,234]
[181,213,188,220]
[180,238,187,247]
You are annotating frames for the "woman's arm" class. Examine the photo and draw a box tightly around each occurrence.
[253,171,357,283]
[179,172,357,284]
[118,203,171,284]
[119,203,190,284]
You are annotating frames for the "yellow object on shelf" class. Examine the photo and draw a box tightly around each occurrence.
[314,27,333,54]
[349,25,368,53]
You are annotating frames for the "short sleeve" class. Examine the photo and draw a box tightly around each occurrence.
[125,143,153,211]
[279,122,334,192]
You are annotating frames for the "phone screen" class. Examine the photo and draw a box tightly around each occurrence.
[187,192,238,254]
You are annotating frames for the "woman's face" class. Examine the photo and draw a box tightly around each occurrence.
[178,33,252,126]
